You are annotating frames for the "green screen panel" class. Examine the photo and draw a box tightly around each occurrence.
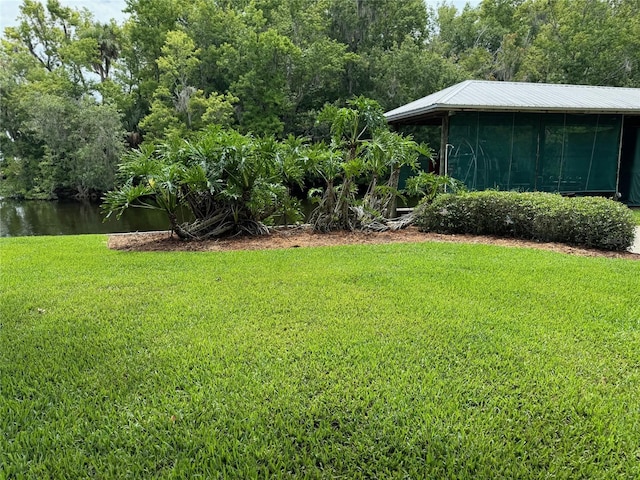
[447,112,480,188]
[560,115,595,192]
[537,114,565,192]
[508,115,538,191]
[476,113,514,190]
[628,128,640,206]
[586,115,620,192]
[447,112,621,194]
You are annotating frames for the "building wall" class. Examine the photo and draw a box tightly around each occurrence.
[619,119,640,206]
[446,112,621,194]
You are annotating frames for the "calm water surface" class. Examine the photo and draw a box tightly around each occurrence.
[0,199,171,237]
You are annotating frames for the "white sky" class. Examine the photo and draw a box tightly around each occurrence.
[1,0,479,34]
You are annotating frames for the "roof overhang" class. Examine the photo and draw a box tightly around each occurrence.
[387,106,640,124]
[384,80,640,124]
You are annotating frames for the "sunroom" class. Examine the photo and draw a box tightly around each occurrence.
[385,81,640,205]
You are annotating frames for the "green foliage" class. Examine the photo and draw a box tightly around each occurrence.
[327,0,430,53]
[517,0,639,86]
[217,27,302,135]
[106,97,434,237]
[103,127,309,238]
[20,93,124,198]
[416,191,636,251]
[0,0,126,199]
[434,0,640,86]
[123,0,183,82]
[0,40,46,198]
[2,0,639,201]
[79,20,122,82]
[404,171,467,203]
[2,235,640,477]
[309,98,431,231]
[367,38,465,110]
[138,91,183,141]
[157,30,200,86]
[139,29,237,142]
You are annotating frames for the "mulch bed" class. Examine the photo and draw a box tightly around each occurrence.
[107,226,640,260]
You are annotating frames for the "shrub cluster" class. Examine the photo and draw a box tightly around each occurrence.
[415,191,636,251]
[104,98,432,239]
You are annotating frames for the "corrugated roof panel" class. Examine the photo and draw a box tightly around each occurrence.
[385,80,640,122]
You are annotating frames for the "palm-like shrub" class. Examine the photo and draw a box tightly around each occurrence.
[104,98,441,237]
[308,97,431,232]
[102,127,307,239]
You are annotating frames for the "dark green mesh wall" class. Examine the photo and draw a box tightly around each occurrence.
[396,125,440,190]
[447,112,621,193]
[628,129,640,206]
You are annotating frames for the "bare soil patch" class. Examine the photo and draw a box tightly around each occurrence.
[107,226,639,260]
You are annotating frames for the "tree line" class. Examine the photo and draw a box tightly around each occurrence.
[1,0,639,200]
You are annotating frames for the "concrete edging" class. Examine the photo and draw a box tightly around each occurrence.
[630,227,640,254]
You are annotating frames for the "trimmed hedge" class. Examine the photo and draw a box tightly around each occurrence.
[415,191,636,251]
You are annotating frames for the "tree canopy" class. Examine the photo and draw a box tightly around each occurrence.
[1,0,638,199]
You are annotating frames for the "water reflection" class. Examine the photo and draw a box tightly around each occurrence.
[0,199,172,237]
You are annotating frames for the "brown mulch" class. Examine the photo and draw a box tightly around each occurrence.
[107,225,640,260]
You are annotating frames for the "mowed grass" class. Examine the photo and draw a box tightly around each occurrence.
[1,235,640,479]
[633,208,640,224]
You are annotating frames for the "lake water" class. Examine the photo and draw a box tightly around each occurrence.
[0,199,171,237]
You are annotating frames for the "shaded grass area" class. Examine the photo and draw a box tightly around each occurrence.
[1,235,640,478]
[632,208,640,225]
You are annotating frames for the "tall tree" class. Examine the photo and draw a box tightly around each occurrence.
[139,30,236,142]
[22,93,124,197]
[217,26,301,135]
[80,20,122,83]
[123,0,183,83]
[1,0,127,199]
[518,0,640,86]
[431,0,640,87]
[368,39,464,110]
[327,0,430,52]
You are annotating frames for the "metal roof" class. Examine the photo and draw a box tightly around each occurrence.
[384,80,640,122]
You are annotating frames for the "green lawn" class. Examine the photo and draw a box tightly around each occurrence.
[1,235,639,478]
[633,208,640,225]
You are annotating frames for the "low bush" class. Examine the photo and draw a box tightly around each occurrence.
[416,191,636,251]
